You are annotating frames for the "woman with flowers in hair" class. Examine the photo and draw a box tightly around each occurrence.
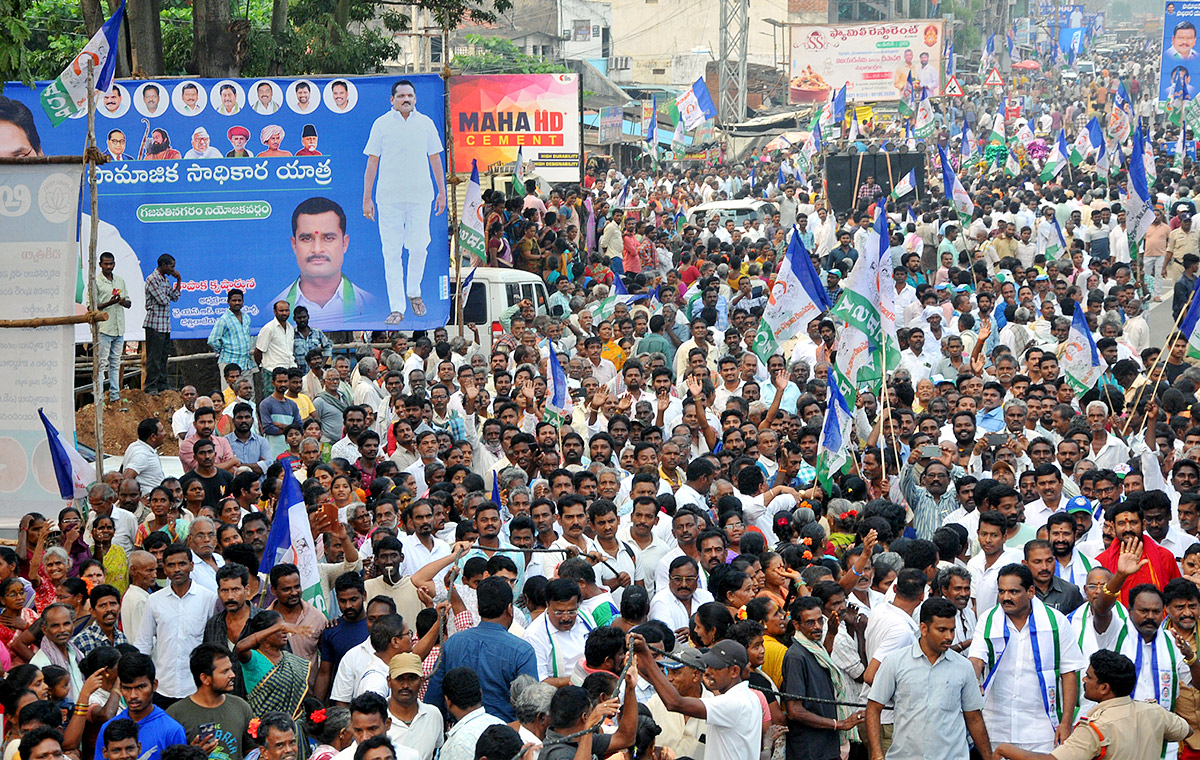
[305,702,352,760]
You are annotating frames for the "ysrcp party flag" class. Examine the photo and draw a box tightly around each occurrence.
[1177,273,1200,360]
[543,340,570,427]
[259,469,327,615]
[819,85,847,131]
[513,146,528,196]
[1005,149,1021,178]
[960,119,976,162]
[752,230,830,364]
[38,409,94,500]
[1109,82,1132,144]
[40,0,126,125]
[937,144,974,226]
[676,77,717,130]
[988,113,1005,146]
[890,169,916,200]
[1045,217,1067,260]
[1062,302,1103,395]
[1069,118,1102,167]
[815,365,854,493]
[460,160,486,265]
[1040,130,1069,182]
[1128,125,1156,249]
[1015,122,1035,147]
[913,88,936,139]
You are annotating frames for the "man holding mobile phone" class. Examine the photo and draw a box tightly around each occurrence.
[167,644,254,760]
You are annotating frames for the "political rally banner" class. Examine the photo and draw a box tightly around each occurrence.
[2,75,451,340]
[448,74,581,184]
[0,162,85,524]
[598,106,623,145]
[788,20,945,104]
[1161,2,1200,101]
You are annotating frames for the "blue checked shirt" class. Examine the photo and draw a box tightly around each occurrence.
[71,620,128,659]
[207,310,254,366]
[293,327,333,373]
[432,410,468,442]
[899,461,966,540]
[143,270,179,332]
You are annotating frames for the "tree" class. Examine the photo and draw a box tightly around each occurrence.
[2,0,514,81]
[453,34,570,74]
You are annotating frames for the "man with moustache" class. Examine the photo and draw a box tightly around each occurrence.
[295,124,321,156]
[330,80,352,112]
[1025,539,1085,615]
[1047,512,1092,592]
[1164,578,1200,753]
[993,650,1193,760]
[1097,500,1181,604]
[969,564,1086,752]
[215,83,240,115]
[145,128,181,160]
[1125,584,1200,747]
[293,81,317,113]
[225,126,252,158]
[273,197,376,330]
[141,84,165,116]
[102,87,124,116]
[930,565,975,651]
[203,564,259,698]
[867,598,991,760]
[385,653,443,760]
[167,644,254,760]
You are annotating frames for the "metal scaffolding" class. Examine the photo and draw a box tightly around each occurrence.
[717,0,749,125]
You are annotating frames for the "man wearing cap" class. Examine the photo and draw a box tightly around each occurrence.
[630,635,764,760]
[386,652,443,760]
[184,127,222,159]
[225,126,252,158]
[646,647,711,759]
[825,270,842,305]
[296,125,321,156]
[259,125,292,158]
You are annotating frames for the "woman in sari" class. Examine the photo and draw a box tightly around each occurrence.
[0,577,37,663]
[135,486,189,546]
[238,610,310,721]
[90,516,127,594]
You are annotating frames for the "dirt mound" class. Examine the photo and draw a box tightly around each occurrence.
[76,389,182,457]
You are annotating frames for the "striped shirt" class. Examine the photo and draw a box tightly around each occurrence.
[207,310,254,365]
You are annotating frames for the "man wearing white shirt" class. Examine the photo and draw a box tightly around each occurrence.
[524,578,595,685]
[1047,512,1095,591]
[968,510,1026,614]
[863,569,925,744]
[649,556,714,636]
[1025,464,1070,532]
[1084,400,1129,469]
[331,597,401,703]
[617,497,671,597]
[967,564,1085,751]
[655,510,709,594]
[400,502,451,577]
[133,544,219,701]
[899,328,936,384]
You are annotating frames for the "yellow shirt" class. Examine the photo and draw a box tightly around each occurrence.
[288,392,315,420]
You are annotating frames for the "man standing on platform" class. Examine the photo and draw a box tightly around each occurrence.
[143,254,181,395]
[95,251,130,403]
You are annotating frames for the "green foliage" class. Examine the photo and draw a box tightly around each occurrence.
[453,34,570,74]
[0,0,33,87]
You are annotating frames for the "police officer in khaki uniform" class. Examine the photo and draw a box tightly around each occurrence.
[994,650,1192,760]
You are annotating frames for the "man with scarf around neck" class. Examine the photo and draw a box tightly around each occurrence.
[1097,500,1181,605]
[968,563,1087,751]
[994,650,1193,760]
[1122,583,1200,760]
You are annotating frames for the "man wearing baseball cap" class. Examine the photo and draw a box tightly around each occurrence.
[386,653,441,760]
[226,126,251,158]
[630,634,763,760]
[646,647,710,759]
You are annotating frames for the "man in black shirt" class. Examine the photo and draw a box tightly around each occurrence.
[178,439,234,506]
[782,597,865,760]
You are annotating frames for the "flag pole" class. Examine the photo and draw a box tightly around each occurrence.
[442,29,464,340]
[85,59,104,479]
[1121,288,1196,437]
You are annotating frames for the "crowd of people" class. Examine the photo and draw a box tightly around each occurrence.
[6,30,1200,760]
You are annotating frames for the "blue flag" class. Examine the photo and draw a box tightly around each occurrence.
[38,409,94,500]
[832,85,847,123]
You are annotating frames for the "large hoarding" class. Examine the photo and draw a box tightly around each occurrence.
[788,20,945,104]
[1,74,449,339]
[448,74,581,183]
[0,162,83,522]
[1161,2,1200,101]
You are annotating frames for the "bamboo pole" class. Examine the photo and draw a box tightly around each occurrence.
[443,30,463,340]
[86,60,104,477]
[0,313,109,329]
[1121,288,1196,437]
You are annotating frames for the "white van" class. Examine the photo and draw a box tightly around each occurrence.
[449,267,549,351]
